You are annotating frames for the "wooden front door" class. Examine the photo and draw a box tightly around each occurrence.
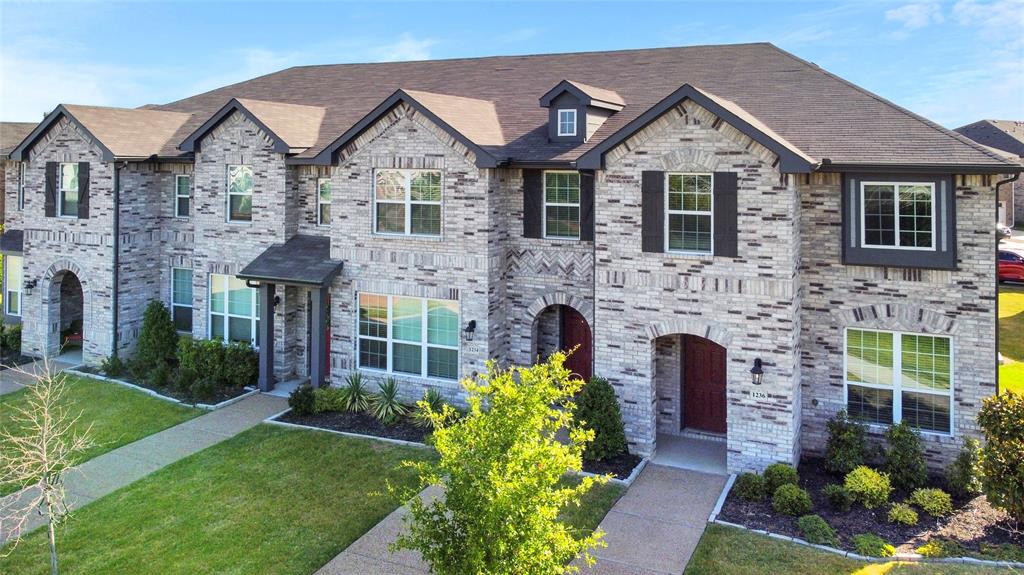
[683,335,727,434]
[560,307,592,382]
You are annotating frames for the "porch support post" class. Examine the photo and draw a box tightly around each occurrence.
[258,282,275,392]
[310,285,328,389]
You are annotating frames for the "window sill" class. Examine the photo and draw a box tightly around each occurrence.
[356,366,458,384]
[861,421,953,439]
[370,232,443,241]
[543,235,581,242]
[664,250,714,259]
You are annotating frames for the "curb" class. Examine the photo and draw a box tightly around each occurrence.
[576,457,649,487]
[263,410,433,449]
[64,367,257,411]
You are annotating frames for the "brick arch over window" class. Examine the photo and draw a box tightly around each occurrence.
[524,292,593,327]
[656,149,722,173]
[830,303,958,335]
[646,318,731,348]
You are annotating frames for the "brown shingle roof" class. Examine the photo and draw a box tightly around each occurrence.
[955,119,1024,158]
[0,122,38,156]
[234,99,325,150]
[402,90,505,146]
[564,80,625,108]
[63,105,193,159]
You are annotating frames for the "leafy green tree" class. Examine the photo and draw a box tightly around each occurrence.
[391,353,608,574]
[978,391,1024,521]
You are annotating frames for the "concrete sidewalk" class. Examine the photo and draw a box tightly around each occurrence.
[0,358,77,396]
[315,464,727,575]
[0,393,287,545]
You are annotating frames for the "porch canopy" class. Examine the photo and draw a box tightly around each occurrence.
[237,234,343,392]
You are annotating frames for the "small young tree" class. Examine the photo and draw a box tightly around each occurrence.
[978,391,1024,523]
[0,362,94,575]
[132,300,179,378]
[391,353,608,574]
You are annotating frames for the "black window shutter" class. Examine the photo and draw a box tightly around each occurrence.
[44,162,57,217]
[77,162,90,219]
[713,171,738,257]
[523,169,543,239]
[580,172,594,241]
[641,171,664,253]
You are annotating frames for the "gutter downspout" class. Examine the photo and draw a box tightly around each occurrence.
[112,162,123,355]
[994,171,1019,395]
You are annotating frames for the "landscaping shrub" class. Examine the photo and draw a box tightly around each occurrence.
[909,488,953,517]
[341,372,371,413]
[370,377,408,424]
[977,391,1024,522]
[825,410,867,475]
[733,473,767,502]
[887,502,919,526]
[797,514,838,546]
[189,378,215,402]
[978,542,1024,562]
[313,386,346,413]
[148,363,173,390]
[1,323,22,355]
[764,462,799,493]
[132,301,179,376]
[916,539,964,558]
[100,354,126,377]
[844,466,892,509]
[576,376,627,462]
[822,483,854,512]
[221,341,258,388]
[411,388,447,429]
[884,422,927,492]
[175,337,223,393]
[945,438,982,499]
[288,384,316,416]
[772,483,813,516]
[852,533,895,558]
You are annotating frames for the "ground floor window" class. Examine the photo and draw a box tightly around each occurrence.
[209,273,260,345]
[357,292,459,380]
[171,268,193,333]
[5,255,22,316]
[844,328,952,434]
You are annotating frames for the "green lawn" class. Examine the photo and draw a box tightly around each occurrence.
[559,479,623,535]
[685,524,1009,575]
[1000,285,1024,395]
[0,375,200,496]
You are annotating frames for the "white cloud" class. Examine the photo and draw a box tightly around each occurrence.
[885,2,944,30]
[953,0,1024,32]
[368,33,436,62]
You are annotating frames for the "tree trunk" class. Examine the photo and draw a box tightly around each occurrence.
[47,504,58,575]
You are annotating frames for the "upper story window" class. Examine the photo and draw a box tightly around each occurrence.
[357,292,459,380]
[5,255,22,316]
[227,165,253,222]
[175,175,191,218]
[845,328,952,434]
[373,170,442,237]
[209,273,259,345]
[666,173,713,254]
[861,182,935,250]
[58,162,80,217]
[17,162,25,211]
[544,171,581,240]
[171,268,193,333]
[557,109,577,137]
[317,178,332,226]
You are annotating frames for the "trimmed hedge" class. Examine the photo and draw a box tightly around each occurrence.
[772,483,812,516]
[734,473,767,502]
[852,533,895,558]
[764,463,799,493]
[797,514,837,546]
[887,502,919,526]
[844,466,892,509]
[822,483,853,512]
[910,488,953,517]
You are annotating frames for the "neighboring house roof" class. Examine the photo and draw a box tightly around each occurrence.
[7,43,1017,171]
[955,119,1024,157]
[180,98,326,154]
[0,122,38,157]
[9,105,192,161]
[236,235,344,286]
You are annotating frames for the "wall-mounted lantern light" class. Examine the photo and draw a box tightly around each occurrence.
[24,278,38,291]
[463,320,477,342]
[750,358,764,385]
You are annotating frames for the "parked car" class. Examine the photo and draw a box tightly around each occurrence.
[999,250,1024,282]
[998,222,1012,241]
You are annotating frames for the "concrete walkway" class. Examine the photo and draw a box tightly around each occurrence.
[0,357,77,396]
[315,464,727,575]
[0,393,287,545]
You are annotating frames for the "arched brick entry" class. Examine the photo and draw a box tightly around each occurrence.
[526,293,593,381]
[42,260,88,358]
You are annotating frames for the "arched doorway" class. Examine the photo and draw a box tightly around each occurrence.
[48,270,84,358]
[532,304,592,382]
[653,333,726,434]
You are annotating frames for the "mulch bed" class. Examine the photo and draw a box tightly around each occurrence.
[718,457,1022,558]
[0,353,35,370]
[277,409,430,444]
[77,366,250,406]
[582,452,643,480]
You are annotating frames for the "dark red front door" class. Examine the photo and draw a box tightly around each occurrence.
[683,335,727,434]
[560,307,592,382]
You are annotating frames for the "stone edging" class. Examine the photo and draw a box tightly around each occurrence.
[576,457,649,487]
[707,479,1024,569]
[263,409,434,449]
[64,367,258,411]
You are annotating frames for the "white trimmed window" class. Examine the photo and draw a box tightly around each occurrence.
[171,268,193,333]
[317,178,331,226]
[557,109,576,136]
[17,162,25,211]
[227,165,253,222]
[5,255,22,316]
[844,328,952,434]
[373,170,442,236]
[861,182,935,250]
[209,274,260,345]
[58,162,79,217]
[175,175,191,218]
[357,293,459,380]
[666,173,713,254]
[544,171,581,239]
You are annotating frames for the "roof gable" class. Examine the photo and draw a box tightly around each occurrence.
[179,98,326,154]
[539,80,625,111]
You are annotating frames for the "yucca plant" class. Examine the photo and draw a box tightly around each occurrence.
[370,377,409,424]
[341,372,372,413]
[411,387,447,429]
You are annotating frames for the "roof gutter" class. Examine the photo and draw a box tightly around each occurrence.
[817,160,1023,175]
[995,171,1019,396]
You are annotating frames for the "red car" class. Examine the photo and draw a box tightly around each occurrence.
[999,250,1024,282]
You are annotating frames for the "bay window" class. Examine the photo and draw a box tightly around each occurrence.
[373,170,442,236]
[357,293,459,380]
[209,274,260,345]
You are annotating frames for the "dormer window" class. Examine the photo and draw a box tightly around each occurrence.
[557,109,577,137]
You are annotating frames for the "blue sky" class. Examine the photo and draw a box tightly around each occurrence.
[1,1,1021,128]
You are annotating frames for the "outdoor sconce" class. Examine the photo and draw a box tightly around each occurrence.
[750,358,764,385]
[273,295,281,307]
[24,279,38,290]
[463,320,477,342]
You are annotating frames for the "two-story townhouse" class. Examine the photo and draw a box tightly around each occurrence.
[3,43,1017,474]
